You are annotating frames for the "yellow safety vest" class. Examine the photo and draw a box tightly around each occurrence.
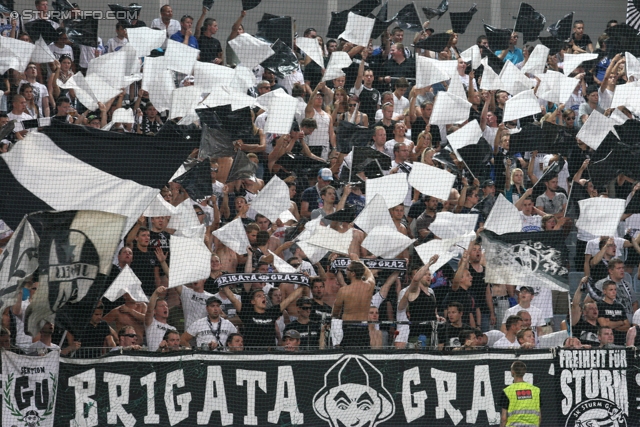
[504,381,541,427]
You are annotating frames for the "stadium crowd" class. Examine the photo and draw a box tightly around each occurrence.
[2,0,640,355]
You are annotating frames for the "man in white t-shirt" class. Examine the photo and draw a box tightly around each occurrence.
[493,315,522,348]
[392,78,410,116]
[144,286,177,351]
[175,279,214,331]
[28,321,60,355]
[7,95,34,125]
[18,63,50,117]
[150,4,181,38]
[180,296,237,349]
[106,23,129,53]
[501,287,545,336]
[516,285,553,323]
[514,194,543,232]
[48,31,74,61]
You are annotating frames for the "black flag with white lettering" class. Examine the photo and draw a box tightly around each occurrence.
[480,230,569,292]
[23,210,126,337]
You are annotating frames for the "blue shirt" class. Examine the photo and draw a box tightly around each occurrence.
[170,32,199,49]
[495,47,524,65]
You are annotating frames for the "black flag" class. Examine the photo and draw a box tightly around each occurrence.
[256,14,293,48]
[479,46,505,73]
[369,2,392,39]
[107,3,142,26]
[63,17,99,47]
[260,39,299,78]
[352,146,391,178]
[327,10,351,39]
[173,160,213,201]
[336,121,375,154]
[393,3,422,30]
[350,0,381,16]
[24,210,126,337]
[450,4,477,34]
[480,230,569,292]
[24,20,59,44]
[484,23,512,51]
[199,124,236,158]
[547,12,574,41]
[414,33,451,52]
[422,0,449,20]
[457,137,492,181]
[242,0,261,11]
[513,3,546,44]
[226,150,258,183]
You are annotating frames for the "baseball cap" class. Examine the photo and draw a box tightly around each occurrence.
[318,168,333,181]
[205,296,222,306]
[482,179,495,187]
[519,286,535,294]
[284,330,301,339]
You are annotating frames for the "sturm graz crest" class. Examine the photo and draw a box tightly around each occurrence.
[565,398,627,427]
[510,240,567,276]
[42,229,100,312]
[25,229,100,335]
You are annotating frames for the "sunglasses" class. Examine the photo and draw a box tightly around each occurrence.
[196,211,205,216]
[121,334,137,338]
[300,307,312,310]
[348,103,357,107]
[290,264,301,268]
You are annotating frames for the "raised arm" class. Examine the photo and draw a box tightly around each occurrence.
[571,278,587,326]
[279,286,304,312]
[145,286,166,327]
[220,285,242,313]
[194,7,208,39]
[228,10,246,41]
[306,82,324,118]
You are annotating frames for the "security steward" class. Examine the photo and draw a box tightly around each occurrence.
[500,361,541,427]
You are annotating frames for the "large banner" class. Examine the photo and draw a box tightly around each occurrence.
[2,350,59,427]
[0,349,634,426]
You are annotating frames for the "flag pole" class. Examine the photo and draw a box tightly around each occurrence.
[563,180,574,217]
[567,292,573,338]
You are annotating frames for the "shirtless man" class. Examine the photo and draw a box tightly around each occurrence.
[389,204,411,259]
[332,253,376,348]
[103,293,148,342]
[213,223,260,273]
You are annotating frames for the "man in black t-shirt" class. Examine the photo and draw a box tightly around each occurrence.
[311,278,332,320]
[284,298,322,349]
[351,49,380,122]
[443,269,479,328]
[573,303,600,347]
[196,9,222,63]
[129,227,158,296]
[71,306,116,358]
[222,285,304,349]
[438,302,470,349]
[596,280,630,346]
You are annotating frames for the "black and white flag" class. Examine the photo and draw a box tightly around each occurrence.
[24,210,126,337]
[0,217,39,311]
[0,122,197,232]
[480,230,569,292]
